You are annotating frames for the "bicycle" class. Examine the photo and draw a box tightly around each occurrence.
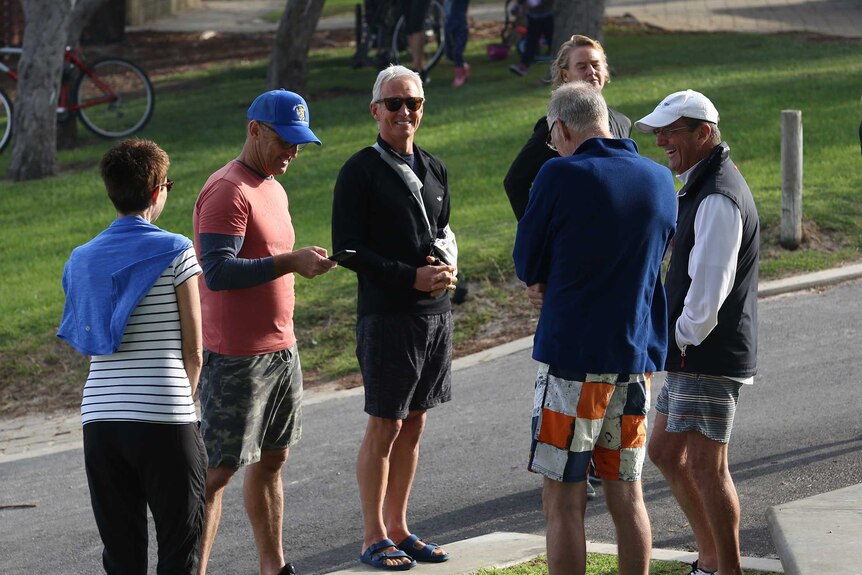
[0,45,154,154]
[353,0,446,81]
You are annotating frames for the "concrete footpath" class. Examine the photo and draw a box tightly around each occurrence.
[3,263,862,574]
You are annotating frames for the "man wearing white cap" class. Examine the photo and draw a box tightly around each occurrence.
[193,89,336,575]
[636,90,759,575]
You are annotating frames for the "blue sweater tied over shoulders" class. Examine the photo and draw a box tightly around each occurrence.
[58,216,192,356]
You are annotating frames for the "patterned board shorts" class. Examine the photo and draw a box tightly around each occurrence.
[529,364,651,483]
[655,371,744,443]
[199,345,303,468]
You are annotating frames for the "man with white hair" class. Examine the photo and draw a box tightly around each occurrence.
[332,65,457,571]
[514,81,677,575]
[636,90,760,575]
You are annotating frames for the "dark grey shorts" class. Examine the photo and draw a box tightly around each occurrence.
[199,345,303,468]
[356,312,453,420]
[655,371,743,443]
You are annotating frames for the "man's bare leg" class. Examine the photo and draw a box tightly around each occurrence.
[542,478,588,575]
[382,410,446,558]
[197,466,237,575]
[602,479,651,575]
[244,449,289,575]
[649,413,719,571]
[355,415,412,568]
[686,432,743,575]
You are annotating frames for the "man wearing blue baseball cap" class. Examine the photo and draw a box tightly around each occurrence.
[193,89,335,575]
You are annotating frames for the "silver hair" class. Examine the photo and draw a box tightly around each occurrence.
[371,65,424,104]
[546,81,609,135]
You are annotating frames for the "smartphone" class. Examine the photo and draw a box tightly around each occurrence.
[328,249,356,263]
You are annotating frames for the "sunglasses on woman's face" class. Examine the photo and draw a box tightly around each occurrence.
[375,97,424,112]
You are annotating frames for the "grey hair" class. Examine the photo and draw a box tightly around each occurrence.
[682,117,722,145]
[371,65,424,104]
[547,81,609,135]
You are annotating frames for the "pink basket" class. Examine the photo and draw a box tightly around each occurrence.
[486,43,510,61]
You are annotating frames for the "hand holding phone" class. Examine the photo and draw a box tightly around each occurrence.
[328,249,356,263]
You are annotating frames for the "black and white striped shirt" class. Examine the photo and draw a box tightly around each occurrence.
[82,247,201,425]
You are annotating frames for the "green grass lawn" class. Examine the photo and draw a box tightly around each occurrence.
[1,28,861,413]
[476,555,781,575]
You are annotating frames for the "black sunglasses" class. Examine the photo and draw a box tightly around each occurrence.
[375,97,424,112]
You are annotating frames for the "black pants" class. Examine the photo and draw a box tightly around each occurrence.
[522,13,553,65]
[83,421,207,575]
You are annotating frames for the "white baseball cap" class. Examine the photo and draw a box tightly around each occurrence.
[635,89,719,133]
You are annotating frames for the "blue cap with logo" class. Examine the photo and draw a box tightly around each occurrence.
[247,89,321,146]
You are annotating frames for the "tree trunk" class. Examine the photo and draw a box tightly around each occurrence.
[57,0,113,151]
[7,0,72,181]
[266,0,326,95]
[551,0,607,59]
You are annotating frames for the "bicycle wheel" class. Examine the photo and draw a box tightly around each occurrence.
[391,0,446,79]
[0,88,12,154]
[75,58,154,139]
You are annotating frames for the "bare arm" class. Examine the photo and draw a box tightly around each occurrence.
[176,275,203,397]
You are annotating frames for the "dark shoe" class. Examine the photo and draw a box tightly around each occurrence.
[360,539,417,571]
[278,564,296,575]
[688,560,716,575]
[397,534,450,563]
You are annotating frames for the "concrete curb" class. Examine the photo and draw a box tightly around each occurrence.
[757,263,862,298]
[322,532,784,574]
[766,483,862,575]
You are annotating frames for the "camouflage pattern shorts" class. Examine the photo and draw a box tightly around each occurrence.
[199,345,303,468]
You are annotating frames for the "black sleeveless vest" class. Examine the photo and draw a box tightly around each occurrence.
[664,142,759,377]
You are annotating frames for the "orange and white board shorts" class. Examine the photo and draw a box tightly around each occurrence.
[528,364,650,483]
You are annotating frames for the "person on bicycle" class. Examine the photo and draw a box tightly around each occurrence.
[403,0,433,77]
[508,0,554,77]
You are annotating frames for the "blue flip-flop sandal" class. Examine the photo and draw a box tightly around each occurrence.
[360,538,417,571]
[397,534,451,563]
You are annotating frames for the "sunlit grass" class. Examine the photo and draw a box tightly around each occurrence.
[1,30,860,410]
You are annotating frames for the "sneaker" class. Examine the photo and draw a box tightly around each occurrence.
[586,481,596,500]
[452,65,468,88]
[509,63,528,77]
[688,560,716,575]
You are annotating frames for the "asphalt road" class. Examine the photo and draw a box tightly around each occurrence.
[2,279,861,574]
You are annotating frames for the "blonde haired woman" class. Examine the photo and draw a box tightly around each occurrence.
[504,35,632,220]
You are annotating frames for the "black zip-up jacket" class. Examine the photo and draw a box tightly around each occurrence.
[503,109,632,220]
[332,136,451,318]
[664,142,760,377]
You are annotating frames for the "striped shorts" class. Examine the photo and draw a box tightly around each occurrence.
[655,372,744,443]
[528,364,650,483]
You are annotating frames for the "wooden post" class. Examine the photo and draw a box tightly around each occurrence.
[780,110,803,249]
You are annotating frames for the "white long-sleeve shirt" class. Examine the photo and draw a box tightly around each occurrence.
[674,164,753,384]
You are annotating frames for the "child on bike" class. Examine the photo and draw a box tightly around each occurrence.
[508,0,554,77]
